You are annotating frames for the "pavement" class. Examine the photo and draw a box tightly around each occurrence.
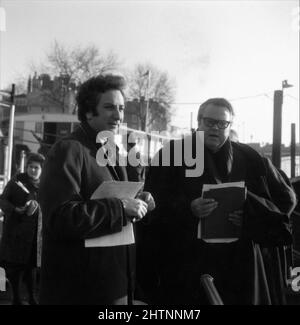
[1,271,300,305]
[0,268,40,305]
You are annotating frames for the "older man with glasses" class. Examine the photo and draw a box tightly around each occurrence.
[137,97,296,305]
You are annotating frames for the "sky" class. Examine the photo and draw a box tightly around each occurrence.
[0,0,299,145]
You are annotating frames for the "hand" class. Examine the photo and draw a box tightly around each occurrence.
[228,210,243,227]
[25,200,39,216]
[190,197,218,219]
[121,198,148,222]
[15,206,27,214]
[136,191,155,212]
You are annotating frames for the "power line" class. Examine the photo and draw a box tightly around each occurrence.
[229,93,273,102]
[171,92,274,105]
[172,102,202,105]
[285,94,299,101]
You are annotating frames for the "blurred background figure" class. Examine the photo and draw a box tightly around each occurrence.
[0,153,45,305]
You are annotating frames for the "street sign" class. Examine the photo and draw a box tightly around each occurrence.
[0,90,12,105]
[0,103,10,108]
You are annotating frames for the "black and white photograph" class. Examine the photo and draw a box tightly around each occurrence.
[0,0,299,312]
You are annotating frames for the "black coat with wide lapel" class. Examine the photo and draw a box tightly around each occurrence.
[39,122,135,305]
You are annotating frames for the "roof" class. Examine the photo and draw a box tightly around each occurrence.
[13,113,79,123]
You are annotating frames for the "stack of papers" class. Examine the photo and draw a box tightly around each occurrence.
[198,181,246,243]
[85,181,144,248]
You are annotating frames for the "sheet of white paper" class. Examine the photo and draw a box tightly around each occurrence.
[91,181,144,200]
[202,181,245,192]
[85,181,144,248]
[0,267,6,292]
[202,238,239,243]
[85,223,134,247]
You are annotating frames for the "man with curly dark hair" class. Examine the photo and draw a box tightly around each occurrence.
[38,74,154,305]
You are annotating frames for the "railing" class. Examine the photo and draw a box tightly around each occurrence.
[200,274,224,305]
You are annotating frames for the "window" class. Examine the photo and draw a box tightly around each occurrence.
[35,122,43,134]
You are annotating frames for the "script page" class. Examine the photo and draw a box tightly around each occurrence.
[85,181,144,247]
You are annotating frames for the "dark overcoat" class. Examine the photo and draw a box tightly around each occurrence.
[137,135,296,304]
[38,123,135,305]
[0,173,40,266]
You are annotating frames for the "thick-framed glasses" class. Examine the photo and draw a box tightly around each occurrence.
[201,117,231,129]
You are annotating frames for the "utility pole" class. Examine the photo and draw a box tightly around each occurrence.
[272,80,293,169]
[291,123,296,178]
[7,84,15,182]
[272,90,283,169]
[143,70,151,133]
[0,84,15,186]
[190,111,194,131]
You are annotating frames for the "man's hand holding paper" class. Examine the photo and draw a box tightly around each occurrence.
[121,198,148,222]
[122,191,155,223]
[228,210,243,227]
[14,206,27,214]
[191,197,218,219]
[136,191,155,212]
[197,182,246,241]
[85,182,155,247]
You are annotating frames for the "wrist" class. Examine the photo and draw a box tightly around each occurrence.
[120,199,130,225]
[120,198,129,215]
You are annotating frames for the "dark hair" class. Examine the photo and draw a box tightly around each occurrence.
[76,74,126,122]
[26,153,45,167]
[197,98,234,122]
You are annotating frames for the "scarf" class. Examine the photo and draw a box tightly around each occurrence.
[204,139,233,183]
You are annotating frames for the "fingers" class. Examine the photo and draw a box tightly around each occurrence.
[15,206,26,214]
[201,202,218,215]
[136,192,156,212]
[136,199,148,217]
[131,199,148,222]
[24,200,39,216]
[230,210,243,215]
[147,199,155,212]
[191,198,218,218]
[138,191,151,202]
[228,218,242,227]
[122,198,148,222]
[143,193,155,212]
[228,212,243,227]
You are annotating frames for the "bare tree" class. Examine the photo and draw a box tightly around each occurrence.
[128,63,176,132]
[46,40,120,83]
[14,76,28,95]
[23,40,121,114]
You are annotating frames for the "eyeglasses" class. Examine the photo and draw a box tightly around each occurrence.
[201,117,231,129]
